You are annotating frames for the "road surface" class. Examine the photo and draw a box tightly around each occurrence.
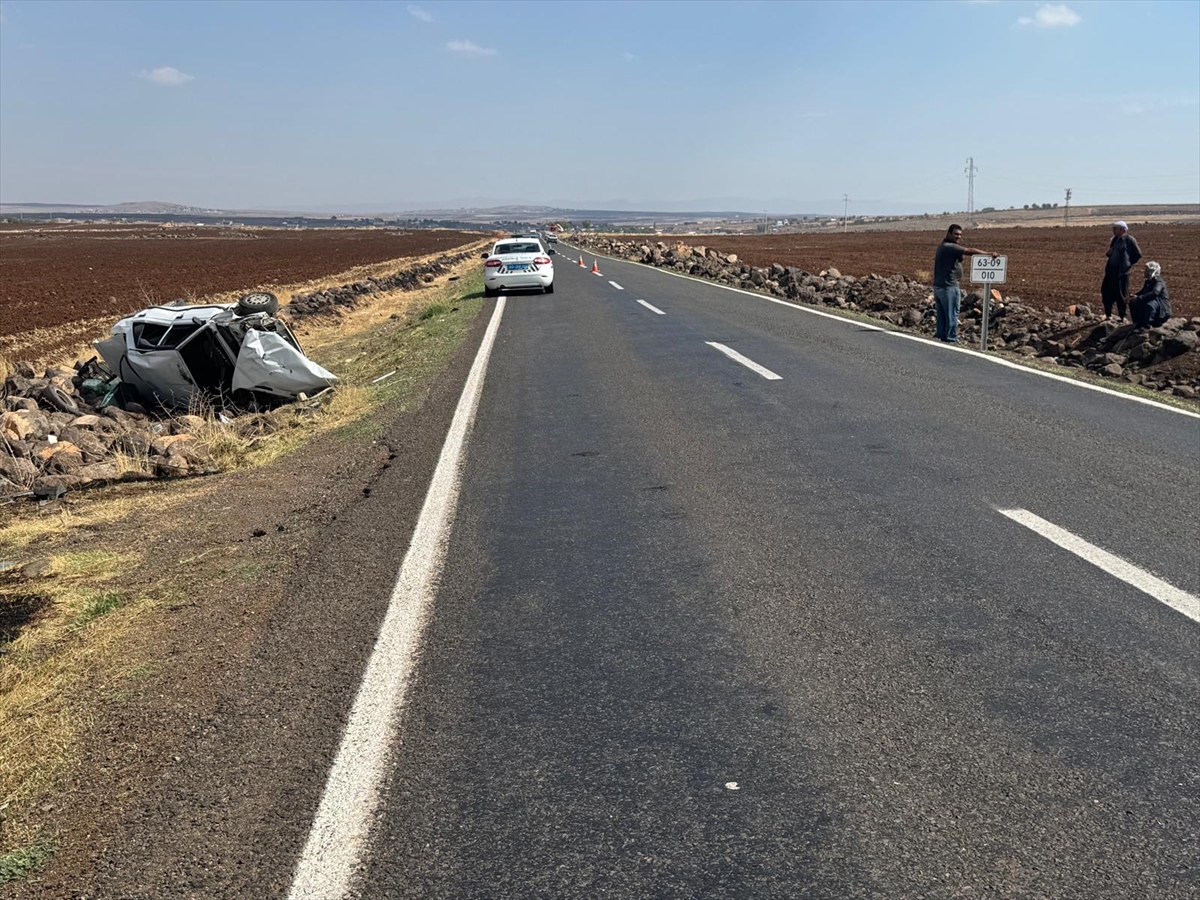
[82,247,1200,899]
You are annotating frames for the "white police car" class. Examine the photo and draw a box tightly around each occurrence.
[482,237,554,296]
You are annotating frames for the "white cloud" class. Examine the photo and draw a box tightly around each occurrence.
[1119,96,1199,116]
[622,51,634,62]
[1017,4,1081,28]
[446,39,496,57]
[138,66,195,86]
[407,5,433,23]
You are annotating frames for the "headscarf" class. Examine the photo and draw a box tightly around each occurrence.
[1145,260,1161,280]
[1114,220,1129,231]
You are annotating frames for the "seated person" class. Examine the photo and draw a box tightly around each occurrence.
[1129,261,1172,329]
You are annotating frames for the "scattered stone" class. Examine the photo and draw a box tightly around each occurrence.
[19,558,54,580]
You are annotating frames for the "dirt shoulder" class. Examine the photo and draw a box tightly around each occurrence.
[0,260,493,893]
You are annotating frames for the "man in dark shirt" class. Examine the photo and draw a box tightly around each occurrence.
[1102,220,1142,321]
[932,224,999,343]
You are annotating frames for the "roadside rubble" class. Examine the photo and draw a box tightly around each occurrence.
[1,293,335,502]
[287,249,479,319]
[572,236,1200,400]
[1,356,290,501]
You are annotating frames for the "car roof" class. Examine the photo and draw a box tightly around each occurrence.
[495,237,543,247]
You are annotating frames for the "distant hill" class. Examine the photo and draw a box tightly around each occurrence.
[0,200,221,215]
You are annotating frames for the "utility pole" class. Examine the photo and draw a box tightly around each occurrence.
[964,157,977,216]
[1064,188,1072,226]
[842,194,850,233]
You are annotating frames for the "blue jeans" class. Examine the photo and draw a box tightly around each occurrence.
[933,284,961,342]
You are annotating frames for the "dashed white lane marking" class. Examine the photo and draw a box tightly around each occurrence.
[637,299,666,315]
[609,281,625,290]
[705,341,782,380]
[287,297,508,900]
[997,508,1200,624]
[559,243,1199,420]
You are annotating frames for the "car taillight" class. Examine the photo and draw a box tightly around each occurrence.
[485,258,502,268]
[534,256,551,265]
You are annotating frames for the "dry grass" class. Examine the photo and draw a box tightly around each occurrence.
[0,548,145,844]
[0,484,207,555]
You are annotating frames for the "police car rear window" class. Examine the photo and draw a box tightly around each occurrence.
[496,242,540,254]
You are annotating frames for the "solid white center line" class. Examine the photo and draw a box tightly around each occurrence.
[997,508,1200,624]
[287,297,508,900]
[637,299,666,315]
[609,280,624,290]
[705,341,782,380]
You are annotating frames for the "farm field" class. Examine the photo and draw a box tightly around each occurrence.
[0,226,485,359]
[649,224,1200,318]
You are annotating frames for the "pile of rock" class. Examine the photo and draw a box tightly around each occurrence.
[288,250,477,319]
[1,362,277,499]
[571,236,1200,400]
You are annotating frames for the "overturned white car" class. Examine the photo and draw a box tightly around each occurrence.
[95,293,336,410]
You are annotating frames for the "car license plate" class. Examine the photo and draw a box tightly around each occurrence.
[506,263,528,271]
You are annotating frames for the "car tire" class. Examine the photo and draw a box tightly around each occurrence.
[544,283,555,294]
[236,292,280,316]
[42,384,82,416]
[484,287,498,297]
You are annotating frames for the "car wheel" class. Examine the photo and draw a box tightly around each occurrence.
[484,287,498,297]
[42,384,82,415]
[236,292,280,316]
[544,283,555,294]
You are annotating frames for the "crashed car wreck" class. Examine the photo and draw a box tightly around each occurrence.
[94,293,336,410]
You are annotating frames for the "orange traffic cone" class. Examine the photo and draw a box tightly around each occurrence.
[591,259,601,275]
[578,254,585,267]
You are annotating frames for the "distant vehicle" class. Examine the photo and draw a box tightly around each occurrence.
[482,238,554,296]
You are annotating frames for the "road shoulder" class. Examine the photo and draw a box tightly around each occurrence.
[1,275,496,895]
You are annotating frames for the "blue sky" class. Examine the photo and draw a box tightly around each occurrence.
[1,0,1197,214]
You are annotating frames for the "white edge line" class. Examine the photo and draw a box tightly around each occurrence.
[287,296,508,900]
[560,243,1199,420]
[997,508,1199,623]
[609,280,625,290]
[637,299,666,316]
[706,341,783,380]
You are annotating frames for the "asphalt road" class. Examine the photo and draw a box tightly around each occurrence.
[65,247,1199,899]
[348,250,1199,899]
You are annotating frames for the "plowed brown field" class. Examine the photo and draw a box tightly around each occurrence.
[0,226,484,342]
[655,224,1199,318]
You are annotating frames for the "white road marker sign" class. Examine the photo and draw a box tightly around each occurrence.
[970,254,1007,285]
